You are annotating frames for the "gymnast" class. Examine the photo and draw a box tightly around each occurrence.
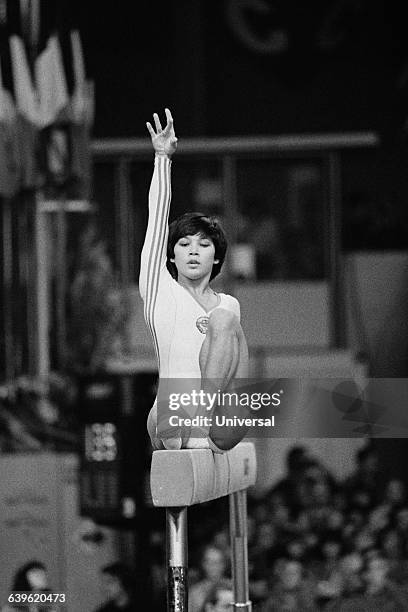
[140,108,249,452]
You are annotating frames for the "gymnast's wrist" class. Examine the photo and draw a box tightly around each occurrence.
[155,151,172,159]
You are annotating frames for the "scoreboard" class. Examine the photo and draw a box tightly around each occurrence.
[78,372,157,526]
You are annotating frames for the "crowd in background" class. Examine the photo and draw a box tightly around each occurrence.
[149,442,408,611]
[3,441,408,610]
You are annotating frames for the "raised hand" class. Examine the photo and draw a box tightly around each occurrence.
[146,108,178,157]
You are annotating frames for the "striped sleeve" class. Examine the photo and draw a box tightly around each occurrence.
[139,154,172,366]
[139,154,172,302]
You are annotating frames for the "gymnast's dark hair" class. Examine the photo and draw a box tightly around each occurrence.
[167,212,227,281]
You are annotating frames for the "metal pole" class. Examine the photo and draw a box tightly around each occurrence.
[114,158,132,284]
[229,490,252,611]
[55,200,68,369]
[326,151,344,349]
[222,155,238,290]
[34,194,50,377]
[1,198,14,378]
[166,507,188,612]
[17,194,29,373]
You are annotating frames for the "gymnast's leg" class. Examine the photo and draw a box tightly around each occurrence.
[160,309,248,451]
[199,308,248,384]
[197,308,249,451]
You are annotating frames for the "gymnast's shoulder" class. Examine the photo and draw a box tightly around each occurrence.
[217,293,241,319]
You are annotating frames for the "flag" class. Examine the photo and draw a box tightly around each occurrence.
[35,33,69,127]
[11,31,69,129]
[9,33,39,125]
[6,3,92,194]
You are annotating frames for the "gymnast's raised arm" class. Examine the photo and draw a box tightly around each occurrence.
[139,109,178,301]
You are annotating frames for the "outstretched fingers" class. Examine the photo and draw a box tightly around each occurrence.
[163,110,175,137]
[165,107,173,126]
[146,109,177,154]
[146,121,155,137]
[153,112,163,133]
[147,109,174,135]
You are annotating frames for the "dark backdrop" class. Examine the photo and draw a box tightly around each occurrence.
[69,0,408,140]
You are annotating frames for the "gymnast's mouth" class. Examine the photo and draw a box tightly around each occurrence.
[188,260,200,265]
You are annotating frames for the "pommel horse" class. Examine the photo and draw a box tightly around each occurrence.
[150,442,257,611]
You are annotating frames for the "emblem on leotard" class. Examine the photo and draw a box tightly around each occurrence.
[196,315,209,334]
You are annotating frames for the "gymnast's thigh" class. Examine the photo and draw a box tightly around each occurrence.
[147,401,166,450]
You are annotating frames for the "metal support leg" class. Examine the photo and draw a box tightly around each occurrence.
[229,490,252,611]
[166,507,188,611]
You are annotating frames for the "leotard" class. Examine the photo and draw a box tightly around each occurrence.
[139,154,240,448]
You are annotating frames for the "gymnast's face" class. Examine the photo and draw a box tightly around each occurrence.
[171,233,218,282]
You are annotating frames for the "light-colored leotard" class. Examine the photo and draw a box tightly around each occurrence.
[139,154,240,448]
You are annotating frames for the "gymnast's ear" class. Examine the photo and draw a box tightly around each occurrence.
[170,258,175,262]
[214,259,219,264]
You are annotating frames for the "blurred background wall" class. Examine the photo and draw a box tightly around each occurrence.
[1,1,408,609]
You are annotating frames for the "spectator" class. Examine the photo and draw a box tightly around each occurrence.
[189,545,228,612]
[395,507,408,533]
[249,522,278,604]
[381,528,402,561]
[211,526,230,557]
[266,446,311,510]
[368,504,391,535]
[323,552,364,610]
[177,443,408,610]
[343,443,383,511]
[94,562,136,612]
[312,536,343,607]
[395,507,408,559]
[268,493,291,530]
[353,528,377,554]
[285,538,308,564]
[1,561,56,612]
[337,552,364,596]
[384,479,406,509]
[262,557,316,611]
[202,579,233,612]
[251,521,278,571]
[326,553,408,611]
[326,509,345,532]
[380,528,408,585]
